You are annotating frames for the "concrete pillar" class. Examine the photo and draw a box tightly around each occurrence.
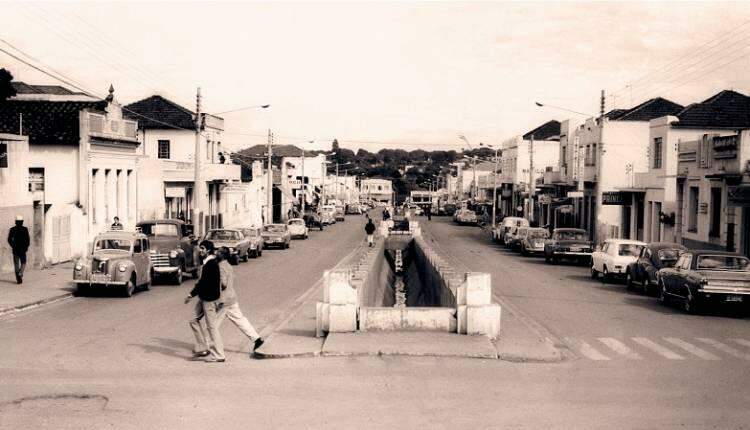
[117,169,127,221]
[127,170,137,225]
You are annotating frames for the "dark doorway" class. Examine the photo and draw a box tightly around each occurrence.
[272,187,282,223]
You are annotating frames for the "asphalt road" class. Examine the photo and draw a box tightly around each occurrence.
[2,214,749,429]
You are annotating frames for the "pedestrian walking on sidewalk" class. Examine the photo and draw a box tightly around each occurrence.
[185,240,225,362]
[7,215,30,284]
[365,218,376,247]
[216,246,264,353]
[425,205,432,221]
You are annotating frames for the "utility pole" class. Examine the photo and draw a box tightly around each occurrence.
[594,89,606,242]
[266,129,274,225]
[192,87,206,235]
[529,133,535,224]
[300,147,306,216]
[335,162,339,203]
[492,146,499,229]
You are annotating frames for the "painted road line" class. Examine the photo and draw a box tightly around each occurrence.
[696,338,750,360]
[732,339,750,349]
[663,338,720,361]
[598,338,642,360]
[631,337,685,360]
[564,338,609,361]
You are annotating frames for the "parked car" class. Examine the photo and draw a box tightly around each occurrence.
[261,224,292,249]
[454,209,478,225]
[334,204,346,221]
[240,227,264,258]
[626,242,687,294]
[506,226,528,250]
[73,230,152,297]
[345,204,362,215]
[544,228,593,264]
[287,218,309,239]
[493,217,529,244]
[591,239,647,283]
[658,251,750,314]
[136,219,200,284]
[520,228,550,256]
[440,203,458,216]
[204,229,251,264]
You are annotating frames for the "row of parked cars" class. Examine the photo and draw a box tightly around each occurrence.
[491,216,750,315]
[70,203,365,297]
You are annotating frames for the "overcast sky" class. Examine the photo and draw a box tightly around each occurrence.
[2,1,750,152]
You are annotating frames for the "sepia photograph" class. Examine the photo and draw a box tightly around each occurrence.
[1,1,750,428]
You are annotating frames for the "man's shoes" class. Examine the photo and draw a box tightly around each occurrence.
[203,357,225,363]
[191,350,210,358]
[253,338,265,350]
[15,274,21,284]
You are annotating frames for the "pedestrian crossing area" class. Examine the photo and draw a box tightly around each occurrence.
[562,336,750,362]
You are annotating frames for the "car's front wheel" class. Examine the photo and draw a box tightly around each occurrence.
[123,274,136,298]
[174,267,183,285]
[683,292,702,315]
[626,271,635,290]
[602,266,611,284]
[658,280,669,306]
[591,264,599,279]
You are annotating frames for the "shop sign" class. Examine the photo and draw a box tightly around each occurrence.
[567,191,584,198]
[602,191,626,205]
[538,194,552,205]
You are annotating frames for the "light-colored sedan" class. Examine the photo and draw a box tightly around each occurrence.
[591,238,647,283]
[287,218,309,239]
[240,227,265,258]
[261,224,292,249]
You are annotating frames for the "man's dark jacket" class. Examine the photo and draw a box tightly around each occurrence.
[189,257,221,302]
[8,225,30,254]
[365,221,376,235]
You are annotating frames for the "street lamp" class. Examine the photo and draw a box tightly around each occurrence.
[480,142,501,229]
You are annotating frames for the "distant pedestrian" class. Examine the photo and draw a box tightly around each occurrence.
[382,208,390,221]
[110,216,123,230]
[216,247,264,353]
[425,206,432,221]
[7,215,30,284]
[365,218,376,247]
[185,240,225,362]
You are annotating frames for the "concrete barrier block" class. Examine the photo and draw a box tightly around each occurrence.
[466,304,501,339]
[316,302,329,337]
[457,285,467,306]
[465,272,492,306]
[457,305,467,334]
[328,304,357,332]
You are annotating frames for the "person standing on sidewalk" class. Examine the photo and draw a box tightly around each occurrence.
[425,205,432,221]
[365,217,376,247]
[7,215,30,284]
[216,246,264,353]
[185,240,225,363]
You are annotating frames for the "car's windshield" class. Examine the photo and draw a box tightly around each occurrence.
[516,228,528,237]
[697,255,750,271]
[263,225,286,233]
[528,229,549,239]
[139,223,179,237]
[243,229,259,237]
[289,220,305,225]
[658,248,683,262]
[206,230,240,241]
[619,244,643,256]
[94,239,132,252]
[555,230,588,241]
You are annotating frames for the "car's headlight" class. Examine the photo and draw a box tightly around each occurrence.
[229,247,235,252]
[169,250,178,259]
[74,262,83,271]
[118,264,127,272]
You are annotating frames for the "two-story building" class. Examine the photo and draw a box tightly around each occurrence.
[361,178,393,205]
[0,83,141,264]
[125,95,241,234]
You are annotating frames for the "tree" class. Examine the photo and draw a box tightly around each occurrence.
[0,68,17,102]
[331,139,340,154]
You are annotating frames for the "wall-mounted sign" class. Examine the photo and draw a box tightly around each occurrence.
[538,194,552,205]
[699,202,708,214]
[567,191,584,198]
[602,191,626,205]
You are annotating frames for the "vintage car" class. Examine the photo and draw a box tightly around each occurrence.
[454,209,478,225]
[506,226,528,250]
[625,242,687,294]
[204,229,251,264]
[240,227,265,258]
[658,251,750,314]
[261,224,292,249]
[319,205,337,225]
[438,203,457,216]
[136,219,201,284]
[591,238,647,283]
[544,228,593,264]
[345,204,362,215]
[493,216,529,244]
[520,227,550,256]
[304,213,325,231]
[73,231,152,297]
[334,205,346,221]
[287,218,309,239]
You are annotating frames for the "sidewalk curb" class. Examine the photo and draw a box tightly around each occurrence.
[0,292,75,318]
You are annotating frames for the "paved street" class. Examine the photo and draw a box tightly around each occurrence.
[1,215,749,429]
